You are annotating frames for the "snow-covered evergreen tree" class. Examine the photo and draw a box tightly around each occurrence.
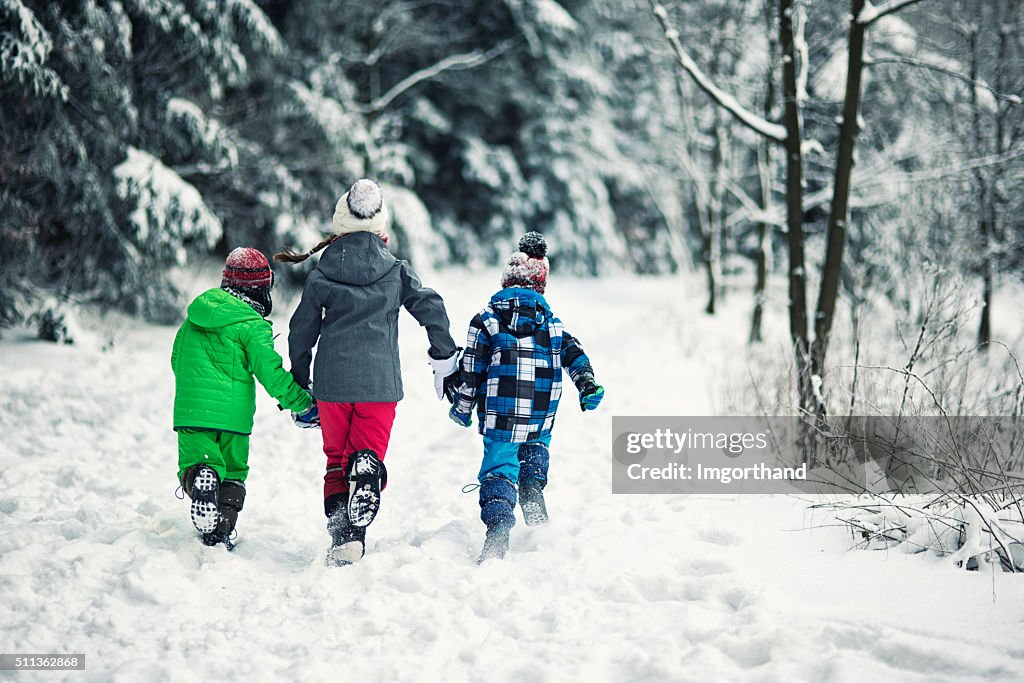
[0,0,291,321]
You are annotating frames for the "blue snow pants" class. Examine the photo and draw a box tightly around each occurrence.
[478,436,551,529]
[478,435,552,484]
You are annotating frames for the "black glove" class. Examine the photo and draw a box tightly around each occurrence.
[441,371,460,404]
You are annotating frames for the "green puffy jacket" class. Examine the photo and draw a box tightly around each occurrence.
[171,288,313,434]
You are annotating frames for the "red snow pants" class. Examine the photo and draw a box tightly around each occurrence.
[319,401,397,505]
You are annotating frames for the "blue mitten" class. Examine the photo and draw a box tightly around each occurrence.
[293,399,320,429]
[449,406,472,428]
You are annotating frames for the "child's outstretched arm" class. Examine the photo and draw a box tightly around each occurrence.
[450,314,491,427]
[560,330,604,411]
[287,274,325,389]
[244,322,314,415]
[399,263,458,361]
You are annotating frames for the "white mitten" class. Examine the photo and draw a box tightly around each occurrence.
[427,352,459,401]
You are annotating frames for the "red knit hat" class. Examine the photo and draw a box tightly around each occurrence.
[501,232,548,294]
[222,247,273,289]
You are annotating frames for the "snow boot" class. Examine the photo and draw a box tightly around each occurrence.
[201,529,234,550]
[216,480,245,534]
[517,443,550,526]
[347,449,387,528]
[325,506,366,566]
[201,480,245,550]
[478,523,511,563]
[182,464,220,535]
[477,476,516,562]
[518,478,548,526]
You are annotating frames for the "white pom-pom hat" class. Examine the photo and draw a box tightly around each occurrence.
[332,178,390,234]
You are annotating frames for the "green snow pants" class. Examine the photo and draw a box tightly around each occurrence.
[177,429,251,483]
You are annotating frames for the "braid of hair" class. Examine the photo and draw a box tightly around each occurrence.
[272,234,341,264]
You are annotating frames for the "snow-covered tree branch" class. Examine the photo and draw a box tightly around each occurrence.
[646,0,787,144]
[355,40,515,114]
[857,0,931,26]
[866,55,1023,103]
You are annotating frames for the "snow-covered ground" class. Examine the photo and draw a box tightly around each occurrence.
[2,271,1023,682]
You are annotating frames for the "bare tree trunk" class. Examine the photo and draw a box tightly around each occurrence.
[750,136,771,342]
[779,0,812,410]
[706,108,727,315]
[751,102,774,343]
[978,0,1012,348]
[811,0,869,414]
[700,209,718,314]
[673,74,718,314]
[716,120,731,309]
[979,214,994,346]
[751,2,778,344]
[967,5,992,346]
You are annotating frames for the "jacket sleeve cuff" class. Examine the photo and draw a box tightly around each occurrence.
[573,369,596,391]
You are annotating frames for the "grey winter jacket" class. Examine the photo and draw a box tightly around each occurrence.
[288,231,457,403]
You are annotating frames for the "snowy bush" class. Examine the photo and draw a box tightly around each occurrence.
[113,147,223,266]
[805,393,1024,573]
[29,298,82,345]
[829,498,1024,573]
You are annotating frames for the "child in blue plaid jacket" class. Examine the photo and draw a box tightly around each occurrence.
[448,233,604,562]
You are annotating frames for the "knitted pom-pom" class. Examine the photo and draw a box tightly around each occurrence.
[518,231,547,259]
[347,178,384,220]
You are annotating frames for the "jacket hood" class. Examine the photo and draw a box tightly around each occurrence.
[186,288,263,329]
[489,287,551,335]
[317,231,397,286]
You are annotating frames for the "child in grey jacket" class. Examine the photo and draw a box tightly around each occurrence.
[276,179,459,566]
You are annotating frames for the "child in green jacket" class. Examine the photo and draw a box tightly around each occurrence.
[171,248,318,548]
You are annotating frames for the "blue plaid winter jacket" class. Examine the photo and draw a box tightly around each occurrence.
[452,288,593,442]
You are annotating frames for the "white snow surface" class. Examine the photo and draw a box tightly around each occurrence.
[2,271,1023,682]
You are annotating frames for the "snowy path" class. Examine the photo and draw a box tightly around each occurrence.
[2,273,1023,682]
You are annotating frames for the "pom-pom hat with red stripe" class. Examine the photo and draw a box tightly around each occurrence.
[221,247,274,289]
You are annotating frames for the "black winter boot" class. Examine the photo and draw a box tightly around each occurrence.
[325,503,366,566]
[201,529,232,548]
[202,480,245,549]
[181,465,220,535]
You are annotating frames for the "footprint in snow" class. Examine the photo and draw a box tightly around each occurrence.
[698,527,742,547]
